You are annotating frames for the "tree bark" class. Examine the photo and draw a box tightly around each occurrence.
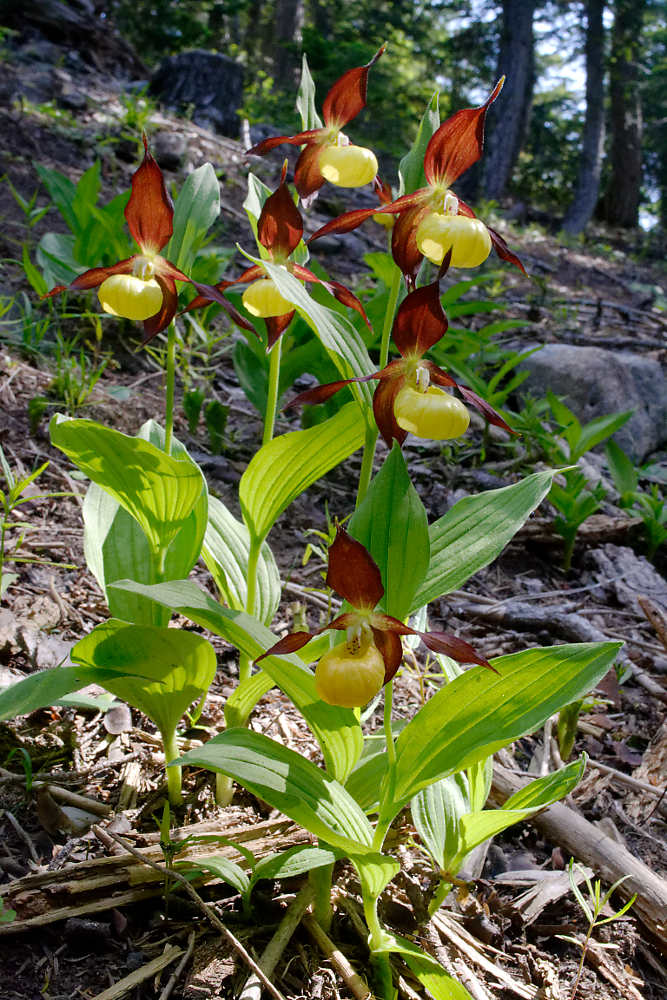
[601,0,646,227]
[481,0,538,201]
[563,0,607,234]
[273,0,305,91]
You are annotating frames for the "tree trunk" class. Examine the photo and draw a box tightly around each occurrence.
[601,0,645,227]
[273,0,305,92]
[563,0,607,234]
[481,0,537,201]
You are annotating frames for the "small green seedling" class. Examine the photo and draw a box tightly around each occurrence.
[606,441,666,559]
[559,858,637,1000]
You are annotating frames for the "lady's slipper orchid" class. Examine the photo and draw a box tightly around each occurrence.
[286,265,514,447]
[188,165,370,348]
[308,79,524,284]
[256,526,491,707]
[44,136,249,341]
[245,48,384,197]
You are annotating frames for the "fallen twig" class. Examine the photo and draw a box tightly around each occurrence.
[158,930,196,1000]
[90,943,183,1000]
[302,913,372,1000]
[239,884,314,1000]
[94,827,287,1000]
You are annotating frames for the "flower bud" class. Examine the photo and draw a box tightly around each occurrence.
[315,637,385,707]
[416,213,492,268]
[319,145,378,188]
[394,385,470,440]
[242,278,293,318]
[98,274,163,321]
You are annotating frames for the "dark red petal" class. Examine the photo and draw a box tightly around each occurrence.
[418,630,495,671]
[424,78,504,188]
[246,128,327,157]
[456,385,518,435]
[254,631,315,665]
[285,372,379,410]
[422,360,457,389]
[321,45,385,128]
[374,175,393,206]
[41,257,136,298]
[156,258,191,284]
[371,626,404,684]
[457,199,476,218]
[326,526,384,611]
[266,311,295,348]
[294,143,326,197]
[487,226,526,275]
[293,265,371,331]
[325,613,360,632]
[372,368,407,448]
[190,281,257,334]
[125,135,174,253]
[369,613,413,635]
[391,202,430,280]
[308,207,382,243]
[258,177,303,257]
[141,274,177,342]
[392,279,448,357]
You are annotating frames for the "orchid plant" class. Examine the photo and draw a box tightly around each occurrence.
[0,52,625,1000]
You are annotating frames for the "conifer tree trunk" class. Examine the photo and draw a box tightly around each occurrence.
[602,0,645,227]
[482,0,537,201]
[273,0,305,91]
[563,0,606,234]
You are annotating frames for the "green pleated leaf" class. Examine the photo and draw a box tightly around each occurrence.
[108,578,363,782]
[176,855,250,897]
[0,665,142,722]
[296,54,322,131]
[83,420,207,626]
[51,416,205,557]
[251,845,338,889]
[349,442,429,620]
[412,470,556,610]
[166,162,220,274]
[412,773,470,872]
[202,495,280,626]
[70,620,216,749]
[240,402,367,546]
[382,933,472,1000]
[384,642,620,817]
[351,853,400,903]
[177,729,374,854]
[261,258,375,409]
[398,91,440,197]
[452,757,586,871]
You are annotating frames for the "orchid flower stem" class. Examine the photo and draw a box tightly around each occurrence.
[239,539,261,685]
[163,730,182,806]
[310,861,334,933]
[383,681,396,767]
[354,265,403,508]
[164,320,177,455]
[362,894,396,1000]
[263,337,282,446]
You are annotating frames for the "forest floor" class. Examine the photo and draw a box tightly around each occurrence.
[0,25,666,1000]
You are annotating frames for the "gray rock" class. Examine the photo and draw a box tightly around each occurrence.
[150,50,243,138]
[520,344,667,462]
[152,131,187,172]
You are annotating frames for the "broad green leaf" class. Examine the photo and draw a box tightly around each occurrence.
[176,855,250,897]
[398,92,440,197]
[383,933,472,1000]
[37,232,79,287]
[243,171,273,249]
[260,259,375,409]
[296,54,322,131]
[35,165,77,233]
[412,470,555,610]
[384,643,620,817]
[109,578,363,782]
[202,495,280,626]
[363,251,401,291]
[351,853,400,902]
[349,443,429,621]
[605,440,637,500]
[167,163,220,273]
[454,757,586,867]
[71,620,216,751]
[240,402,366,546]
[0,665,142,722]
[412,773,470,872]
[83,420,207,625]
[177,730,374,853]
[224,670,274,729]
[51,416,205,557]
[573,411,634,462]
[250,845,338,889]
[22,243,47,296]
